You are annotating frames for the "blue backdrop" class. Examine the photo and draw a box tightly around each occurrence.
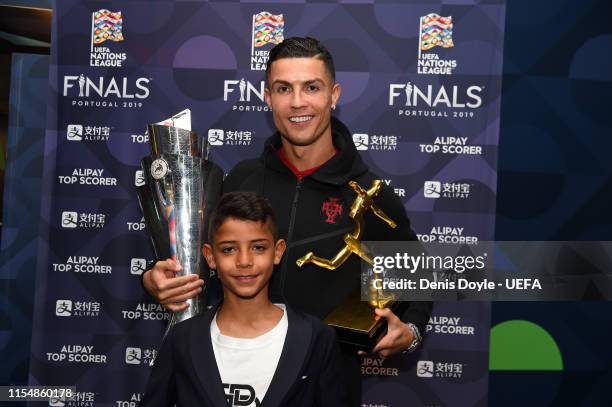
[2,0,611,406]
[25,1,505,406]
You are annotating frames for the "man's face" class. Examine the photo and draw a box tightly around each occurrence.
[265,57,341,147]
[203,218,285,300]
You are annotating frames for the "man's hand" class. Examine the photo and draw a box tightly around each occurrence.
[360,308,414,359]
[142,259,204,313]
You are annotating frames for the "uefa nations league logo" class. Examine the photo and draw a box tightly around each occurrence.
[250,11,284,70]
[417,13,457,75]
[90,9,126,67]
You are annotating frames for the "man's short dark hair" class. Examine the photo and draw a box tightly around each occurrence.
[266,36,336,83]
[208,192,278,242]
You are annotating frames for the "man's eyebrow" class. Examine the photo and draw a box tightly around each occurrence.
[270,79,291,87]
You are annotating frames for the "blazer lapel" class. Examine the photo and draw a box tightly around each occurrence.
[261,306,312,407]
[190,308,229,406]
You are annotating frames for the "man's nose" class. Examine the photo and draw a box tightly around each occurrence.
[290,90,306,108]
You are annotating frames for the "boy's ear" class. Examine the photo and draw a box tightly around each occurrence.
[273,239,286,265]
[202,244,216,269]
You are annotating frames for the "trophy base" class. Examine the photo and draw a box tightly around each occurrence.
[324,290,402,351]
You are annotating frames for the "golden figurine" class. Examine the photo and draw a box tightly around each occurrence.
[297,179,397,310]
[296,179,396,269]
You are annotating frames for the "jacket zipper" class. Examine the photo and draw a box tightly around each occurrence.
[280,180,302,297]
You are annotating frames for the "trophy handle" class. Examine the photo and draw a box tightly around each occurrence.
[154,178,172,209]
[152,172,178,261]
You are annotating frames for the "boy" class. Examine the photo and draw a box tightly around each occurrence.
[140,192,351,407]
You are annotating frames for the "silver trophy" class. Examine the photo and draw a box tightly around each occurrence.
[137,123,222,325]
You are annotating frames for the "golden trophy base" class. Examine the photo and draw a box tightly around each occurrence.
[324,290,403,350]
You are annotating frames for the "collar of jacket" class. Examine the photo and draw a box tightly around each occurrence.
[190,303,312,407]
[260,116,369,186]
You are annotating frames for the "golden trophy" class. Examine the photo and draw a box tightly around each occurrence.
[296,179,402,349]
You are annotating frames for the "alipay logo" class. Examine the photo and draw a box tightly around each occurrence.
[417,360,434,377]
[49,397,66,406]
[208,129,224,146]
[56,300,73,316]
[61,211,79,228]
[352,134,369,151]
[130,258,146,275]
[424,181,441,198]
[125,347,142,364]
[134,170,145,187]
[67,124,83,141]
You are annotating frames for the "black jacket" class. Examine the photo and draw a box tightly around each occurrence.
[140,305,352,407]
[223,117,432,335]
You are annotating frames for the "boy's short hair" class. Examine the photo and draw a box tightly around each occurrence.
[208,191,278,242]
[266,36,336,83]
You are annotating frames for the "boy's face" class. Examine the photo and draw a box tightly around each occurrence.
[203,218,285,300]
[264,57,341,148]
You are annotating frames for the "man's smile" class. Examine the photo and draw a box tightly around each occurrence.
[289,115,314,123]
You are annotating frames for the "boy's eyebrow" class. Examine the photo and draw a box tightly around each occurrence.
[250,238,271,243]
[215,238,271,245]
[215,240,237,245]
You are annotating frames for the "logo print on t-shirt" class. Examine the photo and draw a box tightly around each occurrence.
[321,197,343,224]
[223,383,261,407]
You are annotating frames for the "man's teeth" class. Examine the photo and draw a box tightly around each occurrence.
[289,116,313,123]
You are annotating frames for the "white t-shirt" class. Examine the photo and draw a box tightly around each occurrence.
[210,305,288,407]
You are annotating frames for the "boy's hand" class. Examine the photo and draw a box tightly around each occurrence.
[142,259,204,313]
[358,308,414,359]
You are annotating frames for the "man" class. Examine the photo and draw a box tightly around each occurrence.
[143,37,431,358]
[141,192,350,406]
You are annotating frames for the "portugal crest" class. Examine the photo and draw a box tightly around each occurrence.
[321,197,343,224]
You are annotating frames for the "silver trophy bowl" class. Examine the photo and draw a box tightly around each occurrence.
[138,124,222,325]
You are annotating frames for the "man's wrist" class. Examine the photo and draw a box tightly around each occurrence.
[402,322,422,354]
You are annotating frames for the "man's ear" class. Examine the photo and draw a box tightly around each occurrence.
[273,239,286,265]
[331,82,341,108]
[264,87,272,110]
[202,244,216,269]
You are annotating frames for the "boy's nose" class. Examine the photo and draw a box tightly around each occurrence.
[236,251,253,268]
